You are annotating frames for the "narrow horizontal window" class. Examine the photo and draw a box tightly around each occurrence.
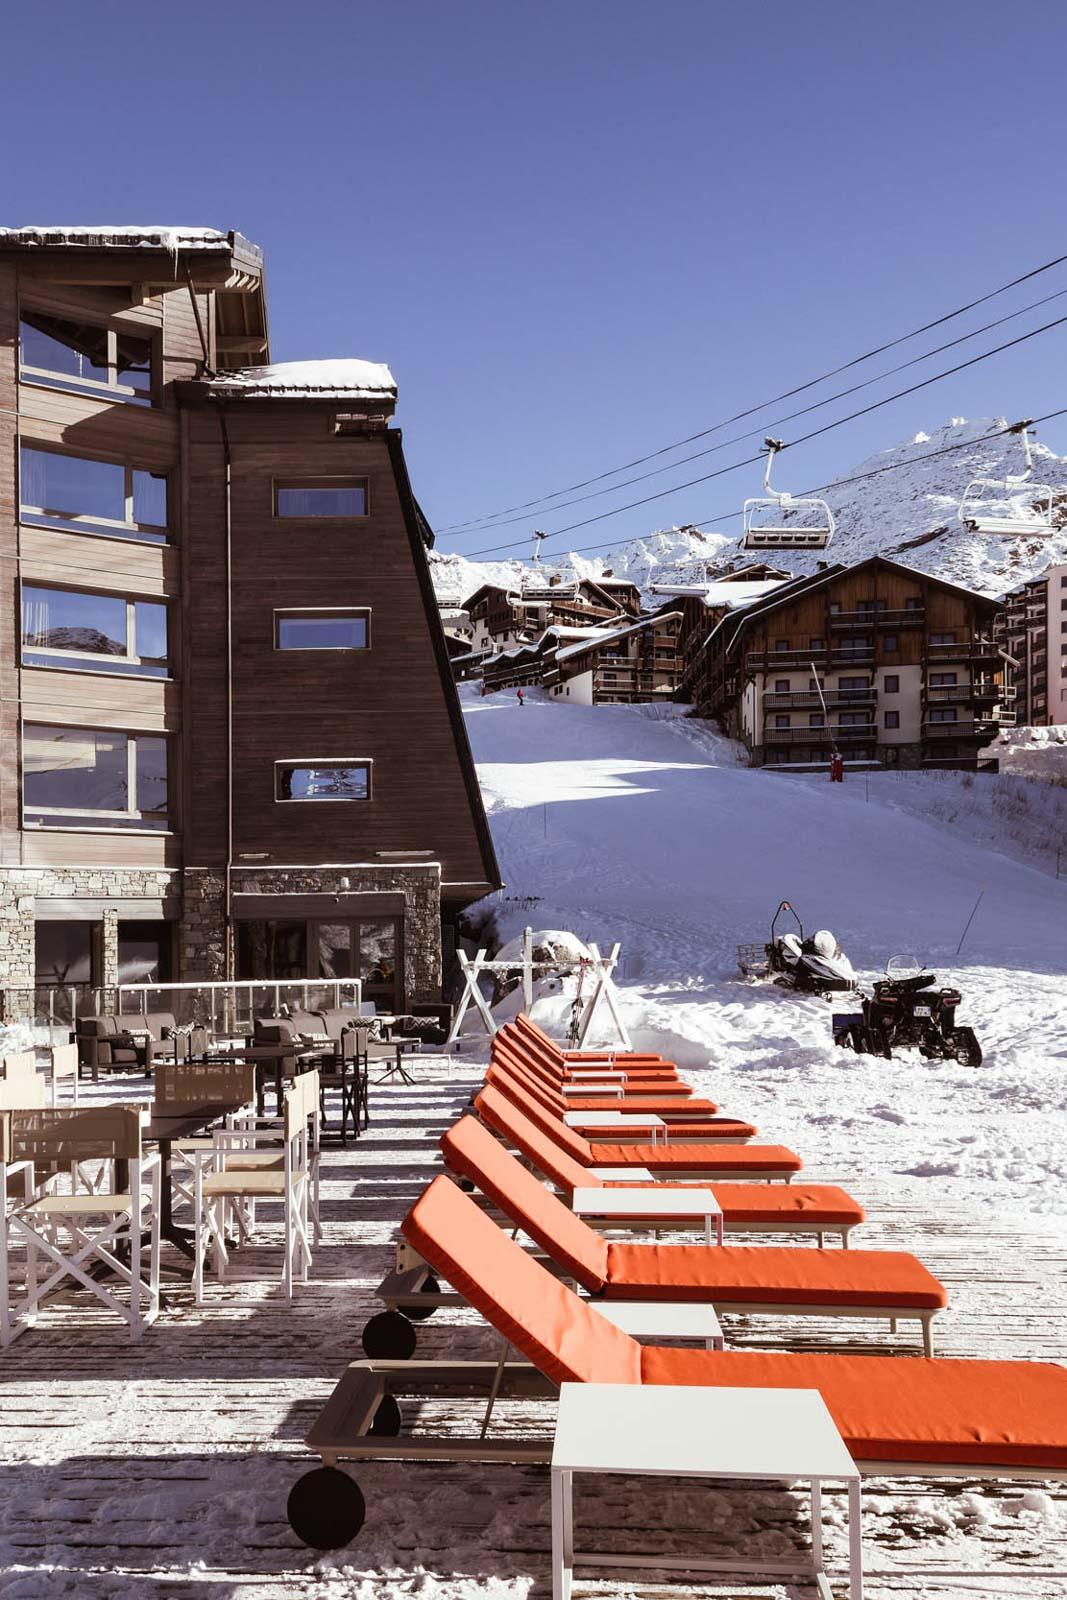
[275,761,371,802]
[23,725,170,831]
[275,609,369,651]
[274,477,368,518]
[19,311,154,405]
[21,584,169,678]
[20,446,169,543]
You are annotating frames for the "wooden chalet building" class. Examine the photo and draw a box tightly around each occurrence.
[0,224,499,1016]
[544,607,682,705]
[462,573,640,656]
[687,556,1007,770]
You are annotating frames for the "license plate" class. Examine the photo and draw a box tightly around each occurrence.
[914,1006,932,1017]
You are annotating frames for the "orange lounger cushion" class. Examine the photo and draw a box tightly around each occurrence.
[403,1175,638,1387]
[638,1348,1067,1471]
[591,1143,801,1175]
[605,1181,865,1230]
[403,1172,1067,1474]
[558,1095,724,1115]
[602,1242,947,1309]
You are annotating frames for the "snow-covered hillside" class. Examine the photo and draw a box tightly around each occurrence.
[463,687,1067,1220]
[432,417,1067,605]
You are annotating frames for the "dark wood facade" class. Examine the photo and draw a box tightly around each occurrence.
[0,227,498,1010]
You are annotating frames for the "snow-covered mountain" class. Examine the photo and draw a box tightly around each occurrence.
[430,418,1067,606]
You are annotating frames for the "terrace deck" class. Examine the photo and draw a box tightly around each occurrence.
[2,1064,1066,1598]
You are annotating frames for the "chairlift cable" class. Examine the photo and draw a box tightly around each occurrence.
[440,284,1067,537]
[464,402,1067,562]
[460,320,1067,558]
[439,248,1067,533]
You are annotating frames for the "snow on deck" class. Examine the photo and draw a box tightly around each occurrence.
[2,1063,1066,1598]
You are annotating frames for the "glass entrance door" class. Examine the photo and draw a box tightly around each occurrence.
[310,917,402,1012]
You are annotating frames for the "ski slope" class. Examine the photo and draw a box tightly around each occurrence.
[465,688,1067,1219]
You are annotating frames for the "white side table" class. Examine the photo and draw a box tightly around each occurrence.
[551,1383,863,1600]
[592,1299,724,1350]
[572,1184,724,1245]
[563,1110,667,1144]
[560,1083,623,1098]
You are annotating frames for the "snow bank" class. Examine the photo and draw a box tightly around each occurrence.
[994,724,1067,783]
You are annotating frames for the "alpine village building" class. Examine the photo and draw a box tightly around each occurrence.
[0,225,499,1019]
[681,556,1009,769]
[996,563,1067,726]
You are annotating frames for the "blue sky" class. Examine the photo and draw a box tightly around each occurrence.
[6,0,1067,561]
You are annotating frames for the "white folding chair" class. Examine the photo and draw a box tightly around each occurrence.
[1,1106,161,1346]
[49,1044,80,1108]
[192,1075,312,1304]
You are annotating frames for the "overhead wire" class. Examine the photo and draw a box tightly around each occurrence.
[517,403,1067,564]
[459,315,1067,557]
[441,282,1067,537]
[439,248,1067,532]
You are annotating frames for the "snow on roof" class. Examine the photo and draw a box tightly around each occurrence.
[0,225,241,252]
[206,359,396,400]
[650,578,787,609]
[592,575,639,587]
[555,612,680,663]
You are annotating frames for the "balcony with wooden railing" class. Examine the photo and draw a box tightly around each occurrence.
[764,723,877,744]
[925,638,999,662]
[922,718,999,739]
[829,607,925,628]
[763,687,876,710]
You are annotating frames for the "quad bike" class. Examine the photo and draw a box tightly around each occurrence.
[833,957,983,1066]
[737,900,857,996]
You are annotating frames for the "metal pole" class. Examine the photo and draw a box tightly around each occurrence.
[810,659,837,759]
[956,884,987,957]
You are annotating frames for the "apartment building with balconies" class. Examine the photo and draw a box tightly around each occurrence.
[684,556,1007,769]
[0,225,498,1018]
[997,564,1067,726]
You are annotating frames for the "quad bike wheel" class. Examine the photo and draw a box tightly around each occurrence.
[368,1395,403,1436]
[362,1309,417,1360]
[405,1275,441,1321]
[952,1027,983,1068]
[288,1466,366,1549]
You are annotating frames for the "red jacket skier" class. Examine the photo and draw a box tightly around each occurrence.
[830,751,844,783]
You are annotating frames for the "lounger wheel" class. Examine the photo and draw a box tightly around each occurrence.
[287,1466,366,1549]
[362,1310,418,1360]
[368,1395,403,1436]
[405,1275,441,1320]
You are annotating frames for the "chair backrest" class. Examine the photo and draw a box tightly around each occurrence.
[486,1053,564,1116]
[0,1073,48,1110]
[441,1115,608,1291]
[1,1051,38,1085]
[50,1043,79,1107]
[2,1105,143,1167]
[402,1175,641,1388]
[155,1059,256,1110]
[255,1017,299,1045]
[473,1083,593,1196]
[285,1069,319,1144]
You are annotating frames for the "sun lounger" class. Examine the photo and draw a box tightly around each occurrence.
[496,1021,687,1088]
[289,1173,1067,1553]
[440,1117,944,1352]
[474,1082,864,1245]
[487,1070,801,1178]
[492,1040,718,1113]
[487,1060,757,1143]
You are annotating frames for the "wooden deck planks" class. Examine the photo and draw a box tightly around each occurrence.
[1,1063,1065,1597]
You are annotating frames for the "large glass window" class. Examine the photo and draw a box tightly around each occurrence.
[20,311,154,403]
[35,921,95,988]
[117,921,171,985]
[20,446,169,542]
[275,761,370,801]
[23,725,170,831]
[275,609,370,650]
[21,585,169,677]
[274,478,368,518]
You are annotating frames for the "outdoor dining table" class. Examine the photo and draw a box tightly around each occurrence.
[196,1044,321,1116]
[141,1102,233,1260]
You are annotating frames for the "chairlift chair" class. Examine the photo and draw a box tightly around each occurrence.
[958,421,1055,536]
[741,439,835,550]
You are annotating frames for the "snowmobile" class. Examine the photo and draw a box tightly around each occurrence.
[832,957,982,1067]
[737,901,857,996]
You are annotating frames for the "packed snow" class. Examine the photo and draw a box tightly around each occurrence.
[208,359,396,398]
[466,688,1067,1221]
